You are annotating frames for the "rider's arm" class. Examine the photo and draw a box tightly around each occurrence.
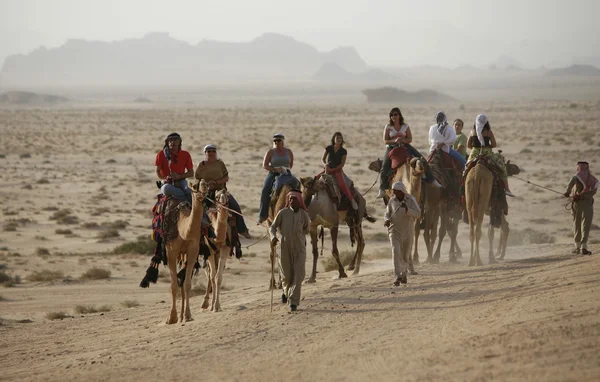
[262,150,276,172]
[467,130,475,149]
[488,130,498,148]
[402,126,412,144]
[288,149,294,169]
[383,126,395,145]
[155,166,164,181]
[321,149,329,167]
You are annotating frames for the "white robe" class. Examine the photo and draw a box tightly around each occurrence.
[428,124,457,153]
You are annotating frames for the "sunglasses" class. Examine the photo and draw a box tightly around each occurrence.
[205,150,217,153]
[391,113,399,117]
[273,139,282,143]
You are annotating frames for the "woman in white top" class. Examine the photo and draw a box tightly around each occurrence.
[377,107,438,199]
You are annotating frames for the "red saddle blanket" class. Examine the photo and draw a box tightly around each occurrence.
[388,146,412,171]
[426,150,462,174]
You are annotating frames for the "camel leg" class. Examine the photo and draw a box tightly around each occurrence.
[307,225,319,283]
[350,226,365,276]
[408,220,419,275]
[448,217,459,263]
[488,223,495,260]
[330,227,348,279]
[210,253,220,311]
[425,215,438,264]
[432,212,446,264]
[202,255,216,310]
[475,216,484,266]
[498,216,509,260]
[166,251,179,324]
[183,248,198,321]
[453,219,463,259]
[468,215,476,267]
[213,247,228,312]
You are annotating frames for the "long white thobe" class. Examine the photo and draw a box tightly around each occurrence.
[385,196,421,279]
[429,124,457,153]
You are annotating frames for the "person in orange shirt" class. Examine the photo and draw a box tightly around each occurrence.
[154,132,194,201]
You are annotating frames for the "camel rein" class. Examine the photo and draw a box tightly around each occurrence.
[511,175,574,211]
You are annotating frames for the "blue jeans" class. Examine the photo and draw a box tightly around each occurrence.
[259,172,277,221]
[161,180,191,203]
[228,194,248,234]
[448,148,467,169]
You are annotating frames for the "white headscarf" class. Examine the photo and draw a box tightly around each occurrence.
[475,114,488,148]
[435,111,448,135]
[391,181,418,206]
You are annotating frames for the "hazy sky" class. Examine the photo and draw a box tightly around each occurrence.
[1,0,598,68]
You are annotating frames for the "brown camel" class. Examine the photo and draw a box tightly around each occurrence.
[368,157,425,274]
[300,174,374,281]
[426,151,463,264]
[465,164,495,266]
[164,179,208,324]
[201,189,232,312]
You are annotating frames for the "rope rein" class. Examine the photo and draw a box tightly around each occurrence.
[510,175,574,211]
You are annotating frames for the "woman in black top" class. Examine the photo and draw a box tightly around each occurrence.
[321,132,358,210]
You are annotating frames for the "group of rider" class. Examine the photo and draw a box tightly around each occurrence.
[154,108,597,294]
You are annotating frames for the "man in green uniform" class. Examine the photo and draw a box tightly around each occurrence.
[564,161,598,255]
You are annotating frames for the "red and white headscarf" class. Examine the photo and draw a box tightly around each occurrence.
[575,161,599,193]
[285,190,308,211]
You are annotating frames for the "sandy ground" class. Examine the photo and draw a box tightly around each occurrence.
[1,99,599,381]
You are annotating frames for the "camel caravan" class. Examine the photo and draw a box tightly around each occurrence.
[140,110,526,321]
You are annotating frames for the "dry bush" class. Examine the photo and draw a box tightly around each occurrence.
[365,248,390,260]
[97,229,120,239]
[36,178,50,184]
[42,206,59,211]
[55,228,73,235]
[27,270,64,282]
[19,153,32,159]
[2,274,22,287]
[114,235,154,255]
[74,304,112,314]
[121,300,140,308]
[91,208,111,216]
[0,270,12,283]
[320,250,355,272]
[45,311,70,320]
[36,247,50,256]
[82,222,100,229]
[80,267,111,280]
[3,222,18,232]
[49,209,79,225]
[367,232,388,241]
[34,235,49,241]
[102,220,129,229]
[507,228,556,247]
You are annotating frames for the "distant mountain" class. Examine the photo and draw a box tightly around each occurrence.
[545,64,600,76]
[490,55,524,69]
[312,62,397,84]
[0,90,68,105]
[362,87,457,103]
[0,32,368,87]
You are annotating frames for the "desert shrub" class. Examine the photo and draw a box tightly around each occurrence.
[27,269,64,282]
[80,267,111,280]
[55,228,73,235]
[3,222,18,232]
[49,209,79,225]
[121,300,140,308]
[520,148,533,154]
[365,248,390,260]
[36,247,50,256]
[320,250,355,272]
[102,220,129,229]
[114,236,154,255]
[507,228,556,247]
[36,178,50,184]
[0,271,12,283]
[45,311,69,320]
[74,304,112,314]
[82,222,100,229]
[97,229,120,239]
[42,206,59,211]
[19,153,32,159]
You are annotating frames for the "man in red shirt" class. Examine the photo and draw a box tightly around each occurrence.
[155,133,194,201]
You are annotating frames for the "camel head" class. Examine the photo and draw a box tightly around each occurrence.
[189,179,208,202]
[410,157,425,176]
[215,189,229,207]
[300,176,317,198]
[506,160,521,177]
[368,159,382,173]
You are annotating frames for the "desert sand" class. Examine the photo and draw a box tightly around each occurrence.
[1,99,599,381]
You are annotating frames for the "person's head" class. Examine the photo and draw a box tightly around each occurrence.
[331,132,345,146]
[204,144,217,162]
[392,181,407,200]
[453,119,464,134]
[164,132,182,151]
[435,111,448,126]
[272,133,285,148]
[288,191,301,211]
[474,114,490,131]
[577,161,589,173]
[389,107,405,126]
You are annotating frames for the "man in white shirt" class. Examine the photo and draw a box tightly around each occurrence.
[384,181,421,286]
[428,111,467,169]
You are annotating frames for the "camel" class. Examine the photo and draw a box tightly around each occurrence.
[164,179,208,324]
[368,157,426,274]
[465,164,495,266]
[300,174,374,281]
[425,151,463,264]
[201,189,232,312]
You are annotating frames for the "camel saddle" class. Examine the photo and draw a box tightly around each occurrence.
[426,149,462,174]
[388,146,412,171]
[320,174,357,212]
